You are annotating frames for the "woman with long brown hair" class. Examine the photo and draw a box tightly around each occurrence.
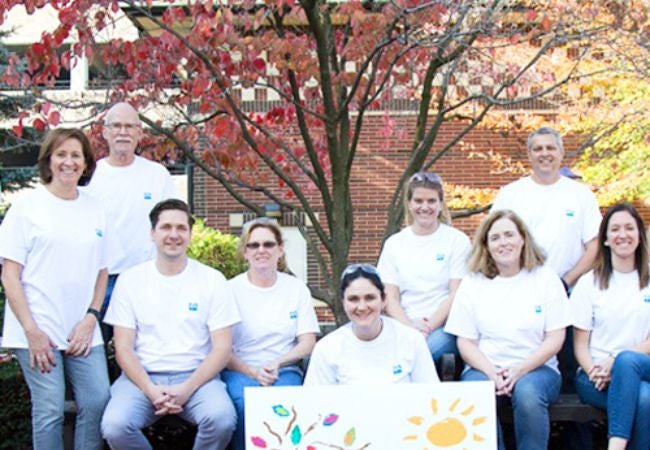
[572,203,650,450]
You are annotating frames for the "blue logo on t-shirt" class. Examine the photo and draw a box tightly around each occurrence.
[436,253,445,261]
[95,229,103,237]
[188,303,198,312]
[565,210,575,217]
[289,310,298,319]
[144,192,152,200]
[643,295,650,304]
[535,305,542,313]
[392,365,403,375]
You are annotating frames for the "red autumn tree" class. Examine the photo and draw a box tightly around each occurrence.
[1,0,644,322]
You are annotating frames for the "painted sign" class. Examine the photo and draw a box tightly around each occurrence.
[245,381,496,449]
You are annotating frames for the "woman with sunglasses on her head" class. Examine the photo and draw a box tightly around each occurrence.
[377,172,471,364]
[0,129,114,449]
[222,218,320,450]
[445,210,571,450]
[572,203,650,450]
[304,264,438,385]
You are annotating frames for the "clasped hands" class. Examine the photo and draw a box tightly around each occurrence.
[252,361,280,387]
[588,356,614,391]
[145,383,194,416]
[492,365,526,397]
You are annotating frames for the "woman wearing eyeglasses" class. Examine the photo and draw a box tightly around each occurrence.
[222,218,320,450]
[377,171,471,364]
[304,264,438,385]
[572,203,650,450]
[445,210,571,450]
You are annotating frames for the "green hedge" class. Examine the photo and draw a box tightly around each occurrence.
[0,359,31,449]
[188,219,246,279]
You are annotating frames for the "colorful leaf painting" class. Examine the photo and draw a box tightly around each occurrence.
[323,414,339,426]
[291,425,302,445]
[272,405,290,417]
[250,436,267,448]
[343,427,356,446]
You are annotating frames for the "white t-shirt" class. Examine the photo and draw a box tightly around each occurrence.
[0,187,112,349]
[491,176,602,278]
[571,269,650,362]
[377,224,470,321]
[445,266,571,372]
[104,259,240,372]
[229,272,320,368]
[84,155,179,274]
[304,316,439,385]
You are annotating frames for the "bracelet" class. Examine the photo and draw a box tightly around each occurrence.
[86,307,101,322]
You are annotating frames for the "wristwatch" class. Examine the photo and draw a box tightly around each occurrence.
[86,307,101,322]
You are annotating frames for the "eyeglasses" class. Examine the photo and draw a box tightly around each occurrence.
[340,263,380,281]
[245,241,278,250]
[409,171,442,184]
[105,122,140,131]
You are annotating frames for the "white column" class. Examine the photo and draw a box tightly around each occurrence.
[70,50,89,91]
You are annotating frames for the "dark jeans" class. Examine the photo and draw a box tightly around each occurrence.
[99,273,119,345]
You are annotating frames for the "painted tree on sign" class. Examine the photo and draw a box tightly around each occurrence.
[0,0,643,322]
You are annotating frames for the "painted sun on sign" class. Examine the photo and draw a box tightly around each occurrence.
[250,404,371,450]
[403,397,488,449]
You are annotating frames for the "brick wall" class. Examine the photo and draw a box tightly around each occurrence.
[192,113,650,320]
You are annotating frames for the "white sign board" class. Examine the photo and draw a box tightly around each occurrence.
[245,381,496,450]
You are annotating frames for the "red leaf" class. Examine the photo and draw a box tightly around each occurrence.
[49,111,61,126]
[41,102,51,115]
[526,9,538,21]
[61,51,71,70]
[31,42,46,56]
[12,124,23,138]
[32,118,46,131]
[252,58,266,72]
[540,16,552,32]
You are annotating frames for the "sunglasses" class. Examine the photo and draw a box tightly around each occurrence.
[245,241,278,250]
[409,171,442,184]
[340,263,380,281]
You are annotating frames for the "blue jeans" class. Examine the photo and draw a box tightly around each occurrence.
[102,371,236,450]
[222,366,303,450]
[99,274,119,345]
[426,326,458,364]
[462,366,560,450]
[576,351,650,449]
[15,346,110,450]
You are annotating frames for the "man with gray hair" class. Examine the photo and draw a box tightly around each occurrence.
[491,126,601,288]
[85,102,179,326]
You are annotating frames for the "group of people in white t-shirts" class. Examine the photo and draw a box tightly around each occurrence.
[1,121,649,450]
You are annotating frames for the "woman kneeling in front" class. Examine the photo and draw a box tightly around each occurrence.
[304,264,439,385]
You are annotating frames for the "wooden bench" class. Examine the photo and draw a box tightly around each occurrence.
[63,400,196,449]
[439,353,606,424]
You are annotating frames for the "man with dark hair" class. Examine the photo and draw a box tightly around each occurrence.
[149,198,195,229]
[101,199,239,449]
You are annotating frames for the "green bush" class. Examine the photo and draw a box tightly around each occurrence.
[188,219,246,279]
[0,359,31,449]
